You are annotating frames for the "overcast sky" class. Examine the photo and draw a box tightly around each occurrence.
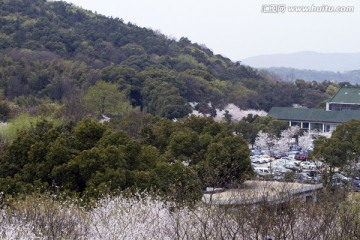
[64,0,360,61]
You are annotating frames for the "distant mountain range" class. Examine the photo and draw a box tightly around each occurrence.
[242,51,360,72]
[241,51,360,84]
[262,67,360,84]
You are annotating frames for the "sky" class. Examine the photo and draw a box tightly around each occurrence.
[64,0,360,61]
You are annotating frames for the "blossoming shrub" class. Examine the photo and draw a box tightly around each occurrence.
[1,191,360,239]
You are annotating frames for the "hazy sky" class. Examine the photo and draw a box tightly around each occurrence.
[64,0,360,61]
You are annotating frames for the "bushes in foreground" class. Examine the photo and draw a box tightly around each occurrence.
[1,190,360,240]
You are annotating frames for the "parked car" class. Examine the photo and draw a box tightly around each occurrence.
[356,162,360,171]
[295,154,307,161]
[272,174,285,181]
[302,170,321,182]
[251,156,270,164]
[280,157,293,162]
[261,149,271,156]
[313,160,324,168]
[287,154,296,160]
[272,166,292,175]
[331,177,344,187]
[272,159,287,167]
[284,162,300,171]
[271,152,287,159]
[293,160,302,166]
[300,161,317,170]
[254,167,271,177]
[332,173,350,183]
[351,177,360,191]
[251,149,261,156]
[294,172,313,183]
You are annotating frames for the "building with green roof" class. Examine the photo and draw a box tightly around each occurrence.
[326,87,360,111]
[268,107,360,132]
[268,87,360,132]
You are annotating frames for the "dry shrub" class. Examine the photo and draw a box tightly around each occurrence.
[0,190,360,240]
[1,194,89,239]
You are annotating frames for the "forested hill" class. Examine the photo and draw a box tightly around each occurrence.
[0,0,339,119]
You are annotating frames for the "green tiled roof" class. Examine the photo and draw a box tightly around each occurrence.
[268,107,360,123]
[328,88,360,104]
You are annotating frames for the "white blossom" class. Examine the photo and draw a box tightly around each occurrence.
[188,102,267,122]
[298,130,314,150]
[1,192,359,239]
[214,104,267,122]
[255,131,276,150]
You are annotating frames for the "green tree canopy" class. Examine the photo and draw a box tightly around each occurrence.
[84,81,133,117]
[312,120,360,184]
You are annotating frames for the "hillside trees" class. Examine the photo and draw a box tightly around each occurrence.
[0,100,10,121]
[0,0,337,121]
[83,80,133,117]
[0,0,349,200]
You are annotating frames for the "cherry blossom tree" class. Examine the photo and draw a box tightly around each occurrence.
[2,191,360,239]
[255,127,300,152]
[298,130,314,150]
[275,126,300,151]
[254,131,276,151]
[317,131,332,139]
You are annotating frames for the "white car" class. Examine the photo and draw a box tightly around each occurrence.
[252,156,270,164]
[254,167,271,177]
[272,159,287,167]
[284,162,300,171]
[300,161,317,170]
[287,154,297,160]
[280,157,293,161]
[332,173,350,182]
[272,166,293,174]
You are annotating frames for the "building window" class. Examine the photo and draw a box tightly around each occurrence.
[310,123,323,132]
[325,124,331,132]
[302,122,309,129]
[291,121,300,127]
[329,103,360,111]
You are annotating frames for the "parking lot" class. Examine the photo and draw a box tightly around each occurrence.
[251,149,360,189]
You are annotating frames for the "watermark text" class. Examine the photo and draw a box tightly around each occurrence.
[261,4,355,13]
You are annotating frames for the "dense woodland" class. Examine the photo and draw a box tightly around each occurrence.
[0,114,291,202]
[0,0,358,202]
[0,0,348,119]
